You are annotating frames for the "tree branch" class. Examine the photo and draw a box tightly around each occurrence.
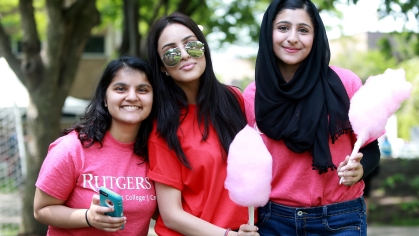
[64,0,90,19]
[19,0,41,54]
[0,22,25,84]
[147,0,166,29]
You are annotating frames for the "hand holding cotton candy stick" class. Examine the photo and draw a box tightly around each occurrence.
[339,68,412,184]
[225,125,272,225]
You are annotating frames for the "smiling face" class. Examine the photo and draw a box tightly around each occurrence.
[157,23,206,90]
[272,8,314,80]
[105,68,153,133]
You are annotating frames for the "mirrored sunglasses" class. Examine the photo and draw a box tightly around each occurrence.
[161,41,205,67]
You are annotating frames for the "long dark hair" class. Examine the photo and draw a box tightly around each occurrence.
[64,56,155,161]
[147,12,246,169]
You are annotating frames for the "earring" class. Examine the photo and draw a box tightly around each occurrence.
[165,71,169,76]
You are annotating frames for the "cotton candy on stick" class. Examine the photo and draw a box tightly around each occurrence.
[340,68,412,184]
[225,125,272,225]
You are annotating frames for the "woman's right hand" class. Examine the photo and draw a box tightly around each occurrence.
[235,224,260,236]
[86,194,126,232]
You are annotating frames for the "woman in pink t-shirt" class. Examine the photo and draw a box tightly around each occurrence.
[243,0,381,235]
[146,12,259,236]
[34,56,157,236]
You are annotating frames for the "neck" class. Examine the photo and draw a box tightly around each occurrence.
[175,81,199,104]
[108,124,140,143]
[277,61,301,83]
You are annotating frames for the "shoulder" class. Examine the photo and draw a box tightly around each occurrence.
[47,131,83,156]
[226,85,245,110]
[243,82,256,125]
[50,131,81,148]
[243,81,256,99]
[226,85,244,100]
[330,65,362,99]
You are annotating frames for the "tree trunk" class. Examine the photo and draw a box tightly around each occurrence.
[119,0,140,57]
[20,97,64,235]
[0,0,101,235]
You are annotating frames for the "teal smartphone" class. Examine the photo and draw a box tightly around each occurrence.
[99,187,124,228]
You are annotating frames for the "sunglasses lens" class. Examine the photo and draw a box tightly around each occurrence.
[185,41,205,58]
[162,48,181,67]
[161,41,205,67]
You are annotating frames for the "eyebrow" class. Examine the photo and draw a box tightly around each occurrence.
[161,35,196,50]
[111,82,151,88]
[275,21,312,29]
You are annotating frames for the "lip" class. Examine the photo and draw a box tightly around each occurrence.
[180,62,195,70]
[121,105,141,111]
[283,46,300,53]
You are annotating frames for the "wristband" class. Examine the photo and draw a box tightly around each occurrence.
[224,228,231,236]
[85,209,92,227]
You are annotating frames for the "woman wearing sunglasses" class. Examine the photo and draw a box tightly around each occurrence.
[146,12,260,236]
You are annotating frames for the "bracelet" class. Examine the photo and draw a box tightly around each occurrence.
[85,209,92,227]
[224,228,231,236]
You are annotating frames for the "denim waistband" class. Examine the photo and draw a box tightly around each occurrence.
[261,197,365,218]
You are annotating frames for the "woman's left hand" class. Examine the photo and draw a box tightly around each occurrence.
[337,153,364,186]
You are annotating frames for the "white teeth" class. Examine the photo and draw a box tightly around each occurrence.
[123,106,140,111]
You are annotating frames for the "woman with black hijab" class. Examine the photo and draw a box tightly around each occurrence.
[242,0,380,235]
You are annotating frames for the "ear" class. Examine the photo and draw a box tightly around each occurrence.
[104,98,107,107]
[160,65,166,74]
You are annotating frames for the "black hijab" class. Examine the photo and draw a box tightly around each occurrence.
[255,0,352,174]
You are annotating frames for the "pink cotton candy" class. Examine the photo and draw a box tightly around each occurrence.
[225,125,272,208]
[348,68,412,157]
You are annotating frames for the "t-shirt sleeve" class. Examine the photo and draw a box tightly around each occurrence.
[331,66,384,146]
[148,138,184,191]
[330,65,362,99]
[228,86,245,112]
[243,82,256,127]
[35,136,79,200]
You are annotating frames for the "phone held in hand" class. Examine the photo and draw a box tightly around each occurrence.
[99,186,124,226]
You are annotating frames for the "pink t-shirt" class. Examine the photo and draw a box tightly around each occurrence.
[36,131,156,236]
[243,66,371,207]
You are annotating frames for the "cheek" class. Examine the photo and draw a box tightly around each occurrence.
[272,31,283,43]
[143,94,154,106]
[303,36,314,50]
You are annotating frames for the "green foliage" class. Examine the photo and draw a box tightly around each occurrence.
[0,0,21,38]
[399,200,419,218]
[409,176,419,195]
[0,178,18,193]
[0,224,19,236]
[0,0,47,40]
[380,0,419,19]
[377,32,419,62]
[331,48,397,82]
[382,173,406,189]
[396,58,419,140]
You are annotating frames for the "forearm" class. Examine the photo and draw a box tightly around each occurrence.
[359,140,380,179]
[155,182,242,236]
[161,208,231,236]
[35,205,89,228]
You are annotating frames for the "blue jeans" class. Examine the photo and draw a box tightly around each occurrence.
[257,197,367,236]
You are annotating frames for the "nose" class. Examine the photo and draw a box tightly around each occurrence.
[125,88,139,101]
[180,46,191,60]
[287,29,298,44]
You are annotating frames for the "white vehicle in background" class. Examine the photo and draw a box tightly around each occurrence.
[397,142,419,159]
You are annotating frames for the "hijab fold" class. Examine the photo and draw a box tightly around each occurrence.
[255,0,352,173]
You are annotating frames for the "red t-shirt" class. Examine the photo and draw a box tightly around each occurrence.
[148,102,249,235]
